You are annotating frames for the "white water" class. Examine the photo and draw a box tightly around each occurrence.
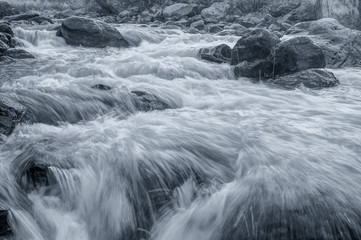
[1,23,361,240]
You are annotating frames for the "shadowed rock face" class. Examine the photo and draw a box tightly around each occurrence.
[61,17,130,48]
[0,96,30,136]
[0,210,11,237]
[0,1,12,19]
[198,44,231,64]
[163,3,199,20]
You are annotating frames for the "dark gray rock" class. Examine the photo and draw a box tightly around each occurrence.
[208,24,224,33]
[0,210,11,237]
[201,2,230,20]
[61,17,129,48]
[3,13,39,21]
[0,1,12,19]
[132,91,171,111]
[163,3,199,20]
[198,44,231,64]
[0,39,9,54]
[269,2,301,18]
[56,29,62,37]
[190,20,205,30]
[231,29,280,65]
[91,84,112,91]
[288,3,318,23]
[0,32,10,45]
[29,16,54,24]
[5,49,35,59]
[0,22,13,37]
[0,96,30,136]
[268,69,339,89]
[273,36,325,76]
[54,9,76,19]
[234,60,273,79]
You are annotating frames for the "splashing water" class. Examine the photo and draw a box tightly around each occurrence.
[1,23,361,240]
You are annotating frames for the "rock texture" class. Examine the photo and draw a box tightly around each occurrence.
[60,17,129,48]
[198,44,231,64]
[0,210,11,237]
[132,91,171,111]
[201,2,230,20]
[5,49,35,59]
[0,1,12,19]
[0,96,30,136]
[163,3,198,20]
[234,60,273,79]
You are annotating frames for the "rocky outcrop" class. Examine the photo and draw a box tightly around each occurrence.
[231,29,280,65]
[273,36,325,76]
[163,3,198,20]
[0,210,11,237]
[201,2,230,21]
[268,69,339,89]
[285,18,361,68]
[132,91,171,112]
[0,1,12,19]
[0,96,30,136]
[60,17,129,48]
[198,44,231,64]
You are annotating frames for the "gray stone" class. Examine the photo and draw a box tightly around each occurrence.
[163,3,198,20]
[0,1,12,19]
[0,96,30,136]
[269,2,301,18]
[198,44,232,64]
[0,22,13,37]
[201,2,230,20]
[5,49,35,59]
[234,60,273,79]
[190,20,204,30]
[3,13,40,21]
[131,91,171,112]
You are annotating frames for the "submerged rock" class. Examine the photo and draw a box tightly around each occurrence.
[268,69,339,89]
[0,210,11,237]
[60,17,129,48]
[0,96,30,136]
[91,84,112,91]
[5,49,35,59]
[163,3,198,20]
[198,44,231,64]
[132,91,171,111]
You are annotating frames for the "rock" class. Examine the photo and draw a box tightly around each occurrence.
[3,13,40,21]
[234,60,273,79]
[230,29,280,65]
[0,96,29,136]
[0,210,11,237]
[56,29,62,37]
[234,15,262,28]
[288,3,318,23]
[269,69,339,89]
[0,1,12,19]
[273,36,325,76]
[198,44,231,64]
[285,18,361,68]
[60,17,129,48]
[29,16,54,24]
[54,9,76,19]
[163,3,198,20]
[0,39,8,54]
[190,20,204,30]
[95,0,122,14]
[208,24,223,33]
[269,2,301,18]
[91,84,112,91]
[185,27,201,34]
[201,2,230,20]
[9,38,24,48]
[132,91,171,111]
[25,164,50,190]
[0,32,9,45]
[0,22,13,37]
[5,49,35,59]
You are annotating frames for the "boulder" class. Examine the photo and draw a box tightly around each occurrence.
[0,39,8,54]
[0,96,30,136]
[5,49,35,59]
[163,3,199,20]
[131,91,171,112]
[60,17,129,48]
[285,18,361,68]
[29,16,54,24]
[3,13,40,21]
[0,32,10,45]
[273,36,325,76]
[91,84,112,91]
[0,1,12,19]
[269,2,301,18]
[54,9,76,19]
[0,210,11,237]
[269,69,339,89]
[234,60,273,79]
[190,20,205,30]
[208,24,224,33]
[287,3,319,23]
[198,44,231,64]
[201,2,230,20]
[95,0,122,14]
[0,22,13,37]
[231,29,280,65]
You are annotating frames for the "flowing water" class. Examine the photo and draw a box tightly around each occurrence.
[1,22,361,240]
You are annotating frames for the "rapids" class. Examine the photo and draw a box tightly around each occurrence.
[1,22,361,240]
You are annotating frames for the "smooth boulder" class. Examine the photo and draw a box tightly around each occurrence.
[91,84,112,91]
[273,36,325,76]
[0,96,29,136]
[231,29,280,65]
[60,17,129,48]
[198,44,231,64]
[201,2,230,20]
[163,3,198,20]
[269,69,339,89]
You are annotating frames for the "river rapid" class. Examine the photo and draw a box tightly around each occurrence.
[1,22,361,240]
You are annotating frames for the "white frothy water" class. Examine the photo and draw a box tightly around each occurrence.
[0,23,361,240]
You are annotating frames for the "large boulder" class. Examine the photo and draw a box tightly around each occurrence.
[0,1,13,19]
[285,18,361,68]
[287,2,319,23]
[273,36,325,76]
[0,22,13,37]
[0,96,30,136]
[201,2,230,20]
[269,2,301,18]
[269,69,339,89]
[231,29,280,65]
[234,60,273,79]
[5,49,35,59]
[198,44,231,64]
[0,210,11,237]
[131,91,171,112]
[163,3,198,20]
[60,17,129,48]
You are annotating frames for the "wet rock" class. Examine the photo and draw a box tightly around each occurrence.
[0,210,11,237]
[273,36,325,76]
[95,0,122,14]
[5,49,35,59]
[268,69,339,89]
[0,22,13,37]
[3,13,39,21]
[132,91,171,111]
[56,29,62,37]
[208,24,224,33]
[0,39,8,54]
[269,2,301,18]
[163,3,199,20]
[25,164,50,190]
[0,32,10,45]
[91,84,112,91]
[0,96,30,136]
[286,18,361,68]
[60,17,129,48]
[29,16,54,24]
[234,60,273,79]
[190,20,204,30]
[0,1,12,19]
[231,29,280,65]
[198,44,231,64]
[54,9,76,19]
[201,2,230,21]
[287,3,318,23]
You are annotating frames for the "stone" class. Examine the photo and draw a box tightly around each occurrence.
[61,17,129,48]
[269,69,339,89]
[95,0,122,14]
[0,39,8,54]
[5,49,35,59]
[163,3,199,20]
[269,2,301,18]
[201,2,230,20]
[273,36,325,76]
[131,91,171,112]
[190,20,205,30]
[3,13,40,21]
[0,96,30,136]
[54,9,76,19]
[231,29,280,65]
[29,16,54,24]
[288,3,319,23]
[198,44,232,64]
[208,24,224,33]
[0,1,12,19]
[91,84,112,91]
[0,22,13,37]
[0,32,9,45]
[0,210,11,237]
[234,60,273,79]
